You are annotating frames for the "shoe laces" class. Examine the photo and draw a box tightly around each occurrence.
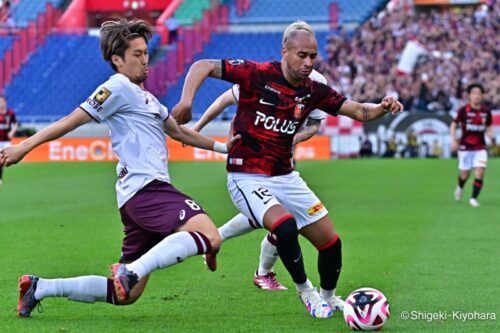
[263,272,282,288]
[300,288,325,308]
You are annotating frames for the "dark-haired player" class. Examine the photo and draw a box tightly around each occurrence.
[451,83,492,207]
[1,19,237,317]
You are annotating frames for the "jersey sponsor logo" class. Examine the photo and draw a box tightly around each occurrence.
[229,158,243,165]
[264,84,281,95]
[259,98,275,106]
[307,202,325,215]
[465,124,486,132]
[94,87,112,104]
[86,98,103,112]
[179,209,186,220]
[228,59,244,66]
[254,111,299,134]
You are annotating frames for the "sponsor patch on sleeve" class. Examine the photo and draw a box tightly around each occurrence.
[228,59,244,66]
[307,202,325,216]
[94,87,112,104]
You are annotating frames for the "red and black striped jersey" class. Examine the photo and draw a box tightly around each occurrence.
[222,59,346,176]
[0,109,16,141]
[453,104,492,151]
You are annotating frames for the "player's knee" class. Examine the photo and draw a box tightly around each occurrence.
[272,216,298,243]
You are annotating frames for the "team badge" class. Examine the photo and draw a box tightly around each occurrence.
[294,103,305,119]
[94,87,112,104]
[228,59,244,66]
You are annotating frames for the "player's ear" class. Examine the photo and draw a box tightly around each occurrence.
[111,54,124,68]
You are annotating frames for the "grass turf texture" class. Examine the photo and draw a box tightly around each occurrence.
[0,159,499,332]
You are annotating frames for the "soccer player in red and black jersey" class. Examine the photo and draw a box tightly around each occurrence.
[451,83,493,207]
[173,21,403,318]
[0,95,18,185]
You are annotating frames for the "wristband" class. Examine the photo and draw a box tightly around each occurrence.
[213,141,227,153]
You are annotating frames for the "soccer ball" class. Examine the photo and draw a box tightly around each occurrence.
[343,287,390,331]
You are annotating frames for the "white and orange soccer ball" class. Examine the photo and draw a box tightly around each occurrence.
[343,287,390,331]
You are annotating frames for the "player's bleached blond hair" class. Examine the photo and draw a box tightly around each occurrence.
[282,21,315,47]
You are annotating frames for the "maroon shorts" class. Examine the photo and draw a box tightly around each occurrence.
[119,180,206,262]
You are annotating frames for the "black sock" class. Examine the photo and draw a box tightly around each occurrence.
[472,178,483,199]
[457,175,466,188]
[272,217,307,284]
[318,236,342,290]
[0,166,3,180]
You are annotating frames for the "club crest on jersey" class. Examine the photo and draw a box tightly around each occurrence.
[94,87,112,104]
[228,59,244,66]
[294,103,305,119]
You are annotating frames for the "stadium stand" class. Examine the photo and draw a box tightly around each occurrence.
[228,0,386,24]
[4,33,160,122]
[11,0,64,27]
[323,3,499,110]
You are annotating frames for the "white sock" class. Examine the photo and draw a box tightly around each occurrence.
[320,288,336,299]
[35,276,107,303]
[218,213,258,241]
[126,231,206,280]
[296,279,313,292]
[257,234,279,275]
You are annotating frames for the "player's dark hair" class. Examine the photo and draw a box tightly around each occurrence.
[466,83,485,94]
[100,19,152,72]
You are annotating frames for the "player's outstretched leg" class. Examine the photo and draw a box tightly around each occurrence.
[18,274,120,317]
[113,214,220,302]
[18,275,40,317]
[253,233,287,290]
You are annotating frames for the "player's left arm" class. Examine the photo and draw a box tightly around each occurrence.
[293,118,321,145]
[338,96,403,122]
[163,116,239,153]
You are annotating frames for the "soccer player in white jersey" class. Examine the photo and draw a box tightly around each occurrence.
[191,69,327,290]
[0,19,238,318]
[173,21,403,319]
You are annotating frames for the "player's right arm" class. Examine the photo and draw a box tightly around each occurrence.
[0,108,92,166]
[172,59,223,124]
[192,88,237,132]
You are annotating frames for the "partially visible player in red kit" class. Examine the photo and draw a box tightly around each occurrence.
[172,21,403,318]
[451,83,493,207]
[0,95,18,186]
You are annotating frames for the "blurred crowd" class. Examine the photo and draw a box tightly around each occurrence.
[0,0,14,28]
[319,3,499,111]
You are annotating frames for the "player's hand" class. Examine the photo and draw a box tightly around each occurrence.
[226,134,241,151]
[451,139,458,152]
[0,144,28,167]
[172,100,193,125]
[381,96,404,115]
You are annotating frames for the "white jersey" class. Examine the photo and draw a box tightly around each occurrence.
[230,69,328,121]
[80,73,170,208]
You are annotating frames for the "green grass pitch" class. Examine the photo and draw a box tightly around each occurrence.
[0,159,499,332]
